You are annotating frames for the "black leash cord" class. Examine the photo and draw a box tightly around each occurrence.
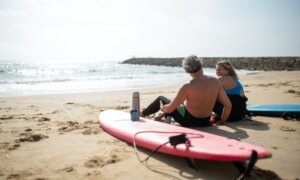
[133,131,203,163]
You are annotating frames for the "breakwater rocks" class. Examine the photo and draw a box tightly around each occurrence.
[122,57,300,71]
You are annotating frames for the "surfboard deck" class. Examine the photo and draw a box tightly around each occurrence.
[99,109,271,162]
[247,104,300,119]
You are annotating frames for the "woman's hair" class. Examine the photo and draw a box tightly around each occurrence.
[182,55,202,73]
[216,60,239,80]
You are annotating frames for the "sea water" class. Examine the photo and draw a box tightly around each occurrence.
[0,60,251,97]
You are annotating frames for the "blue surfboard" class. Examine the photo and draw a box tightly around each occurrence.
[247,104,300,120]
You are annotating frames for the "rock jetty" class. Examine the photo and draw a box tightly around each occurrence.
[122,57,300,71]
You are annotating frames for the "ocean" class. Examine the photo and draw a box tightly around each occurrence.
[0,60,251,97]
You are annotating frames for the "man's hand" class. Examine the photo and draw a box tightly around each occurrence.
[216,120,226,125]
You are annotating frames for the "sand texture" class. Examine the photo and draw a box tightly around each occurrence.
[0,71,299,180]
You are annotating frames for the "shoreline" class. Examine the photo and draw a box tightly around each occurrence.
[0,79,182,99]
[0,69,258,99]
[1,71,300,179]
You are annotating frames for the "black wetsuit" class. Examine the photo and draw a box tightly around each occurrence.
[214,94,248,122]
[142,96,210,127]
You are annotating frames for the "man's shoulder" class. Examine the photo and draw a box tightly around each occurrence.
[205,75,219,81]
[205,75,223,88]
[180,82,191,89]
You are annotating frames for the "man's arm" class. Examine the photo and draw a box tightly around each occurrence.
[160,84,189,113]
[217,84,232,124]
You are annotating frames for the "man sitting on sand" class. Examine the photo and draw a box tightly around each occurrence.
[141,55,232,127]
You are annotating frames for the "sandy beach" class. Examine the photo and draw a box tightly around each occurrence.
[0,71,299,180]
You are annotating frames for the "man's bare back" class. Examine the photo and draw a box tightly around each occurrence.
[185,75,224,118]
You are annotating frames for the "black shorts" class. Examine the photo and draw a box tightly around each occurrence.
[142,96,210,127]
[167,106,210,127]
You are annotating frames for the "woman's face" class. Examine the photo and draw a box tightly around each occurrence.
[216,65,229,77]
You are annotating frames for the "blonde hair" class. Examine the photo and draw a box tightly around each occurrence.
[216,60,239,80]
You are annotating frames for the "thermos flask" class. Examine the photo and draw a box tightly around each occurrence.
[131,92,140,121]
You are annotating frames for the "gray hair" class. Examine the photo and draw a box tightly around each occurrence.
[182,55,202,73]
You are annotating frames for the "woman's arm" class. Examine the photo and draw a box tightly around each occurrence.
[160,84,189,113]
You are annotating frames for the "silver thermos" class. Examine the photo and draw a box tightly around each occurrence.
[131,92,140,120]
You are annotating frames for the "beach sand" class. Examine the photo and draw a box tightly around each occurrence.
[0,71,299,180]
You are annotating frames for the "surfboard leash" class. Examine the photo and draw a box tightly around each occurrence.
[133,131,202,164]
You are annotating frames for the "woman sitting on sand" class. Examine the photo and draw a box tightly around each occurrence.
[214,60,249,122]
[140,55,232,127]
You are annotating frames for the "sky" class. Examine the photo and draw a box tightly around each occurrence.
[0,0,299,62]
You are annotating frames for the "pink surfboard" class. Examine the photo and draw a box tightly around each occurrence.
[99,110,271,162]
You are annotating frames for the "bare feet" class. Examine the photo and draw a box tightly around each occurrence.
[154,113,165,122]
[140,111,145,118]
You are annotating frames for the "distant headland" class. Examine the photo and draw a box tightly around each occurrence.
[122,57,300,71]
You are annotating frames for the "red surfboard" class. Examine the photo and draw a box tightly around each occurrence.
[99,110,271,162]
